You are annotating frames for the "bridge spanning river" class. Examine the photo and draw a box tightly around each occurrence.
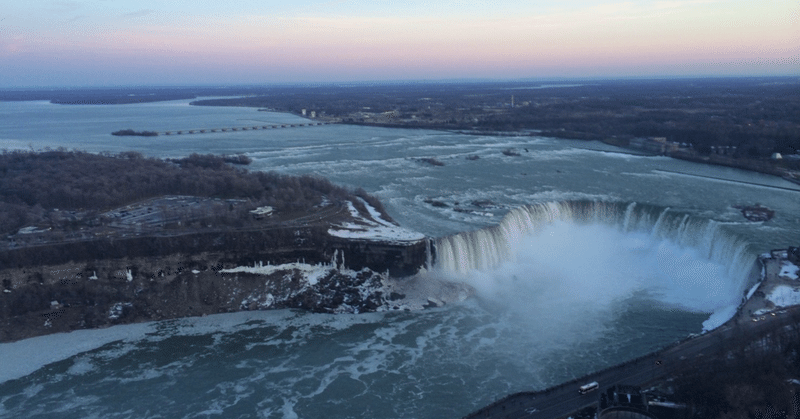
[161,122,330,135]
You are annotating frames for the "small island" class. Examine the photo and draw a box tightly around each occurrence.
[112,129,159,137]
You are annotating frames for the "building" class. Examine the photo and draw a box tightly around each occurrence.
[599,385,656,419]
[789,247,800,264]
[629,137,680,154]
[249,206,274,220]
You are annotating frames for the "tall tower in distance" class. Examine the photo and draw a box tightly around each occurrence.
[511,96,514,108]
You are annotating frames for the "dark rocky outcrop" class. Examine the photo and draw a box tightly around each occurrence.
[0,228,429,342]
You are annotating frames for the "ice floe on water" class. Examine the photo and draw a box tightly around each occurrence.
[0,309,384,385]
[328,200,425,242]
[0,323,154,384]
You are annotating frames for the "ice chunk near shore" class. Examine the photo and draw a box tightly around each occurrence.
[328,200,425,243]
[779,262,799,280]
[702,304,738,332]
[766,285,800,308]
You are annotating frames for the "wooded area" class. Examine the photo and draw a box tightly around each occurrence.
[672,314,800,418]
[0,150,388,235]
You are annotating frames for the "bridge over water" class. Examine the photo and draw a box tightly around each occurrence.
[161,122,330,135]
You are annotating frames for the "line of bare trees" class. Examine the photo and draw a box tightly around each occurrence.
[672,312,800,418]
[0,150,390,235]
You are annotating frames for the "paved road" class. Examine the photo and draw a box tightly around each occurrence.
[2,201,348,250]
[464,306,800,419]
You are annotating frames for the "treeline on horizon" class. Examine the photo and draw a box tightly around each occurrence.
[493,80,800,159]
[190,77,800,159]
[3,77,798,158]
[0,150,387,235]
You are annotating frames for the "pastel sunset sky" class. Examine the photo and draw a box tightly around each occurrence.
[1,0,798,87]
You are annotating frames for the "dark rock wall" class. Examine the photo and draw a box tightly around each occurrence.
[1,228,428,276]
[0,230,429,342]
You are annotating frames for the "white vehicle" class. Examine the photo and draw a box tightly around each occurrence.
[578,381,599,395]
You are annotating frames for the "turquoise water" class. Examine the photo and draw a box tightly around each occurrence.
[0,99,798,418]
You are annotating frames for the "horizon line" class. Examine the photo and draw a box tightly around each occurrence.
[2,74,799,91]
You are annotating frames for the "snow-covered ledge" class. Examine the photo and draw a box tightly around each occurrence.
[328,200,425,243]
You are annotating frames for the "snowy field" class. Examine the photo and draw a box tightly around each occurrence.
[779,261,799,280]
[766,285,800,308]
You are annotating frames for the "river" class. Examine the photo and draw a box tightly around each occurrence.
[0,98,798,418]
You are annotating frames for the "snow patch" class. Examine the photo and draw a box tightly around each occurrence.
[221,261,333,286]
[702,304,738,332]
[745,282,760,301]
[109,302,132,320]
[358,197,395,227]
[779,261,799,280]
[328,200,425,242]
[766,285,800,308]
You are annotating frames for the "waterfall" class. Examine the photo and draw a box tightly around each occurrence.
[434,200,759,289]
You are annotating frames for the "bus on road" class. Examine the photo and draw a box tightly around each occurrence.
[578,381,599,395]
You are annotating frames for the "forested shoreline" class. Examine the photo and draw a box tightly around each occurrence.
[188,78,800,161]
[0,150,389,236]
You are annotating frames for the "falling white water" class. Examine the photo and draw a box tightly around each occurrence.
[434,201,758,331]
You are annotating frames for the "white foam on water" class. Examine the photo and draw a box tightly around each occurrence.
[435,201,755,336]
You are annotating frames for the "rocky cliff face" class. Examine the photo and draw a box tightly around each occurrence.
[0,231,436,343]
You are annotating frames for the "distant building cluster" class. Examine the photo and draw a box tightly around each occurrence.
[710,145,738,156]
[628,137,683,154]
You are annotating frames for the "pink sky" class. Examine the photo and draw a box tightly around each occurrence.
[1,1,797,86]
